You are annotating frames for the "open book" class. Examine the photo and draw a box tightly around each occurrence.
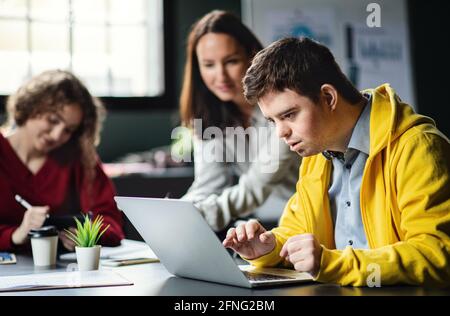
[0,270,133,292]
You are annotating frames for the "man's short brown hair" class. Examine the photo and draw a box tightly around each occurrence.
[243,37,362,105]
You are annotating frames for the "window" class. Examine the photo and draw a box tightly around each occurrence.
[0,0,164,98]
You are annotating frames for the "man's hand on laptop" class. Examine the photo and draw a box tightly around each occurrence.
[279,233,322,278]
[222,219,275,260]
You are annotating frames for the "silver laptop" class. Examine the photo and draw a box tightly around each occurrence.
[114,196,313,288]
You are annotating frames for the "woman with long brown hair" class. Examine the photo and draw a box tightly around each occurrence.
[0,69,124,251]
[180,10,300,232]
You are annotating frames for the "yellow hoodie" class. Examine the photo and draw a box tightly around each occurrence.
[247,84,450,287]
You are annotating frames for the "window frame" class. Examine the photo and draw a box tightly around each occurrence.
[0,0,176,112]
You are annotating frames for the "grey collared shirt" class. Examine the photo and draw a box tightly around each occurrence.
[328,95,372,250]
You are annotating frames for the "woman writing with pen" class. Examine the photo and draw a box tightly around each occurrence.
[0,70,124,252]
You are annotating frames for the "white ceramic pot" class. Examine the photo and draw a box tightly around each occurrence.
[75,245,101,271]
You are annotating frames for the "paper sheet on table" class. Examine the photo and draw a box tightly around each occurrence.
[59,239,157,261]
[0,270,133,292]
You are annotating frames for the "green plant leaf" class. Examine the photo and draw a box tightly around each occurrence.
[95,223,110,245]
[64,229,81,247]
[69,213,109,247]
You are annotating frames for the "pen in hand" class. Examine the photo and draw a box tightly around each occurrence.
[15,194,50,219]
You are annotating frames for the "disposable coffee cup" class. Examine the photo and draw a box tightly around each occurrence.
[28,226,58,266]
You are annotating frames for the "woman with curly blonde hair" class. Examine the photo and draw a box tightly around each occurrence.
[0,70,124,251]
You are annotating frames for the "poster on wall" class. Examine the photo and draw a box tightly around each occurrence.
[351,23,408,100]
[242,0,415,107]
[264,8,337,53]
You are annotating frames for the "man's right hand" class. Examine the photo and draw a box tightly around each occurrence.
[11,206,50,245]
[222,219,276,260]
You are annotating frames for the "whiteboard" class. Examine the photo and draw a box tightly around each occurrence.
[242,0,416,108]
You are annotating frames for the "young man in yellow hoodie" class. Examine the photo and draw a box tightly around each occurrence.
[223,37,450,287]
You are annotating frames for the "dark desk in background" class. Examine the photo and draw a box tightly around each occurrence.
[110,166,195,199]
[107,165,194,240]
[1,254,448,296]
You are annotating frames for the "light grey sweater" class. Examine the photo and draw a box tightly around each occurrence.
[182,106,300,231]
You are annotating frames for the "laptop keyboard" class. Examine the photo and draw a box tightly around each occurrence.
[242,271,295,282]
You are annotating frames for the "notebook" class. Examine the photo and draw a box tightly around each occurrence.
[101,257,159,267]
[59,239,158,265]
[0,270,133,292]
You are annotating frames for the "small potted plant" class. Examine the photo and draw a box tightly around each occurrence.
[65,214,110,271]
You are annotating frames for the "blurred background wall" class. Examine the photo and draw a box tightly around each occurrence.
[0,0,448,163]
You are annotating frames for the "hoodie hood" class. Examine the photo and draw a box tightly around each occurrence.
[364,83,436,157]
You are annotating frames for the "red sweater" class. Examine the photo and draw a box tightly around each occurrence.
[0,133,124,251]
